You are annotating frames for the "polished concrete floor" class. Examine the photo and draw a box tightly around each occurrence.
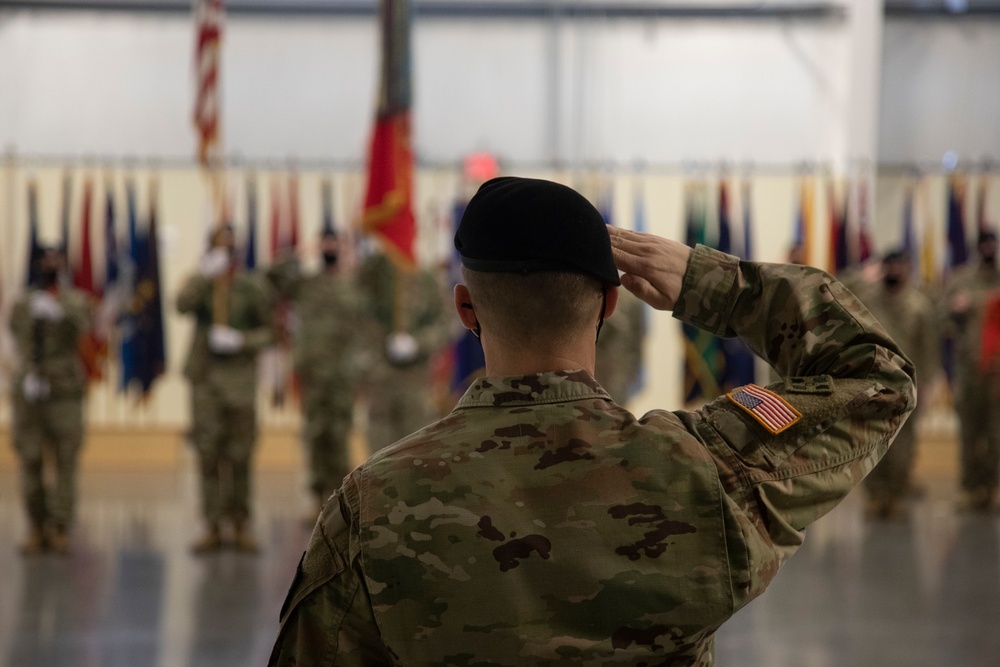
[0,433,998,667]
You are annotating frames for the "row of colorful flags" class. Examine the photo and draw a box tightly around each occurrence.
[683,171,996,404]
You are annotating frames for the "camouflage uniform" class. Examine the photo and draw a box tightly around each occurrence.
[9,287,90,532]
[269,259,368,503]
[358,254,449,452]
[269,246,915,666]
[851,280,939,510]
[942,262,1000,502]
[176,273,272,526]
[595,288,645,404]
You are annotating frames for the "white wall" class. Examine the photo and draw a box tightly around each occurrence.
[0,8,864,165]
[879,19,1000,164]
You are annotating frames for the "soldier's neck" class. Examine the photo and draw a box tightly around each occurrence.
[483,337,596,377]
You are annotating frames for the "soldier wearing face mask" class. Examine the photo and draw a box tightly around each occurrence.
[267,230,369,516]
[9,246,91,554]
[943,231,1000,512]
[851,250,939,518]
[177,225,274,553]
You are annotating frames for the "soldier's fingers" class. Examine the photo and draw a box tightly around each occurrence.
[608,227,655,256]
[620,273,669,311]
[611,245,654,277]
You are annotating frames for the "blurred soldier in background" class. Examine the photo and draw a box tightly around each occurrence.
[851,250,939,519]
[9,247,91,555]
[358,251,449,451]
[595,287,645,404]
[943,231,1000,512]
[177,225,273,553]
[268,229,368,516]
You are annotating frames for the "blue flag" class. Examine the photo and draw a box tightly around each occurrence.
[718,180,755,390]
[947,176,968,268]
[104,184,119,291]
[119,182,141,392]
[245,176,258,270]
[25,181,42,287]
[133,183,167,396]
[321,178,336,236]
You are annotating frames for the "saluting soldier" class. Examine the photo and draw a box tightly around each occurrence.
[10,247,91,555]
[177,225,273,553]
[269,177,915,666]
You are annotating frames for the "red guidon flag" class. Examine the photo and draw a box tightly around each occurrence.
[193,0,224,166]
[361,0,416,267]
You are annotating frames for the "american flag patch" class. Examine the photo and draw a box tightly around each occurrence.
[727,384,801,434]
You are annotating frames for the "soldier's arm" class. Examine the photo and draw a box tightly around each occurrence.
[268,489,393,667]
[175,274,211,316]
[673,246,914,545]
[611,229,915,589]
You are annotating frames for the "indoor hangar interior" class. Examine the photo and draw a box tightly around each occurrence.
[1,1,999,665]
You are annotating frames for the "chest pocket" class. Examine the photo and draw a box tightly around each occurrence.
[705,376,881,481]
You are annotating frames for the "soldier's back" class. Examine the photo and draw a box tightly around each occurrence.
[348,372,741,666]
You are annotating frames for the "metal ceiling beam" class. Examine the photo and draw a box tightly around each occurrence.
[0,1,847,20]
[885,1,1000,18]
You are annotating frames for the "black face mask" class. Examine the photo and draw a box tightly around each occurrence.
[883,274,902,289]
[322,252,339,267]
[39,269,59,287]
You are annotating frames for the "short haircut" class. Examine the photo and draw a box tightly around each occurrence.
[461,267,604,348]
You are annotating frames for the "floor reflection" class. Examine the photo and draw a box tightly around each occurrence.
[1,465,999,667]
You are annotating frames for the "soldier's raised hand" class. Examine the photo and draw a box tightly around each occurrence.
[608,226,692,311]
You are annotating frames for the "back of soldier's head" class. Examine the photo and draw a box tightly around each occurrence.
[454,177,620,346]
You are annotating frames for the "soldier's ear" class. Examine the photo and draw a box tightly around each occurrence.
[604,285,620,319]
[454,284,479,332]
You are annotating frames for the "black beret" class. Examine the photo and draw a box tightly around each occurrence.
[454,177,621,286]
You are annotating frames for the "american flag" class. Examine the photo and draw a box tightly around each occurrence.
[193,0,224,166]
[728,384,801,434]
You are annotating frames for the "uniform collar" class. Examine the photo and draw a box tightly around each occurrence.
[455,370,612,408]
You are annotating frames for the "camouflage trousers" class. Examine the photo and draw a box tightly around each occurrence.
[955,368,1000,495]
[367,363,435,453]
[189,383,258,524]
[12,394,84,529]
[865,408,917,503]
[301,375,355,501]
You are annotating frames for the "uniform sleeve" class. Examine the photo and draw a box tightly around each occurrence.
[269,488,394,667]
[672,246,916,591]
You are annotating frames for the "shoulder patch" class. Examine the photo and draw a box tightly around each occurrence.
[785,375,834,395]
[727,384,802,434]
